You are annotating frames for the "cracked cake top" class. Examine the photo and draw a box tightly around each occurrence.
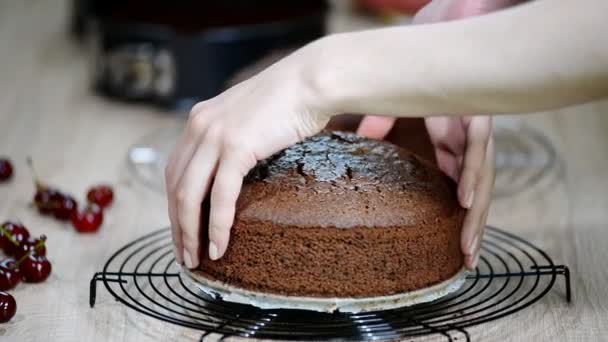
[236,131,461,228]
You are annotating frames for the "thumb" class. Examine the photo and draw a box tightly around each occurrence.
[357,115,396,140]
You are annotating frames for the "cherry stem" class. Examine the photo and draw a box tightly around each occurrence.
[26,157,44,189]
[0,225,19,247]
[35,235,46,252]
[15,249,31,267]
[15,240,44,268]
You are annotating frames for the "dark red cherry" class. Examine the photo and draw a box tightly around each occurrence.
[0,221,30,255]
[71,203,103,233]
[15,236,46,259]
[34,188,62,215]
[0,159,12,182]
[53,195,78,221]
[87,185,114,208]
[27,158,70,216]
[0,259,21,291]
[0,291,16,323]
[21,254,51,283]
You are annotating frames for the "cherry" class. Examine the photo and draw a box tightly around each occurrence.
[28,158,79,220]
[0,259,21,291]
[71,203,103,233]
[0,291,16,323]
[34,189,78,220]
[0,159,12,182]
[15,236,46,259]
[0,221,30,255]
[34,188,60,215]
[53,195,78,221]
[28,158,61,213]
[20,254,52,283]
[87,184,114,208]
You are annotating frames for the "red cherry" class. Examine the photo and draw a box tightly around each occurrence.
[27,158,74,217]
[0,259,21,291]
[0,291,16,323]
[0,159,13,182]
[87,185,114,208]
[0,221,30,255]
[53,195,78,221]
[21,254,52,283]
[71,203,103,233]
[15,236,46,259]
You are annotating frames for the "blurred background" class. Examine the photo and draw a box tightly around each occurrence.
[0,0,574,232]
[0,0,568,243]
[52,0,557,198]
[2,1,608,340]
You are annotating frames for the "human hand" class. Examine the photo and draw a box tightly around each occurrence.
[357,0,510,269]
[165,49,329,269]
[359,115,495,270]
[427,116,494,270]
[357,0,526,134]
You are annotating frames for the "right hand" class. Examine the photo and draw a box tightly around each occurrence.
[356,0,514,269]
[165,47,329,269]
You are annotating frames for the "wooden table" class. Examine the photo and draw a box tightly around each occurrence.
[1,1,607,341]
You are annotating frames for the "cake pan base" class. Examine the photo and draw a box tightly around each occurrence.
[183,267,467,313]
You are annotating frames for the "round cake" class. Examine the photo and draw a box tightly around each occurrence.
[196,131,464,298]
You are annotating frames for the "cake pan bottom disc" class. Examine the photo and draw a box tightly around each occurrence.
[183,267,467,313]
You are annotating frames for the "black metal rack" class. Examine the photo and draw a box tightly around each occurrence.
[90,226,571,341]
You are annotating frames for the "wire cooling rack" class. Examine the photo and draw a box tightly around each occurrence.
[90,226,570,341]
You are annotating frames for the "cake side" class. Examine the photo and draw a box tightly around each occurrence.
[198,212,464,297]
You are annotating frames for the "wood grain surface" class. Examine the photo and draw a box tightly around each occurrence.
[0,1,607,341]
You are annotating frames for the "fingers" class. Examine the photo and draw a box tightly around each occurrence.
[208,152,256,260]
[166,105,213,264]
[464,209,488,269]
[457,116,491,209]
[169,116,257,268]
[461,136,495,270]
[356,115,396,140]
[175,140,220,269]
[166,131,193,265]
[167,188,183,264]
[435,148,462,181]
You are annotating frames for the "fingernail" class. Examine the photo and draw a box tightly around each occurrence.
[468,234,479,256]
[465,190,475,209]
[209,242,219,260]
[173,245,183,264]
[471,252,480,269]
[184,250,194,268]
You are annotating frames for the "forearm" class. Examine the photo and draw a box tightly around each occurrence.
[306,0,608,117]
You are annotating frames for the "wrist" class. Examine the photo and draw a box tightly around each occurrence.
[297,34,345,120]
[298,30,427,119]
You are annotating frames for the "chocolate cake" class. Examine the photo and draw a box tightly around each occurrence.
[197,131,464,298]
[326,115,437,164]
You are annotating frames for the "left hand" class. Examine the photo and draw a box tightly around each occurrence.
[165,46,330,269]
